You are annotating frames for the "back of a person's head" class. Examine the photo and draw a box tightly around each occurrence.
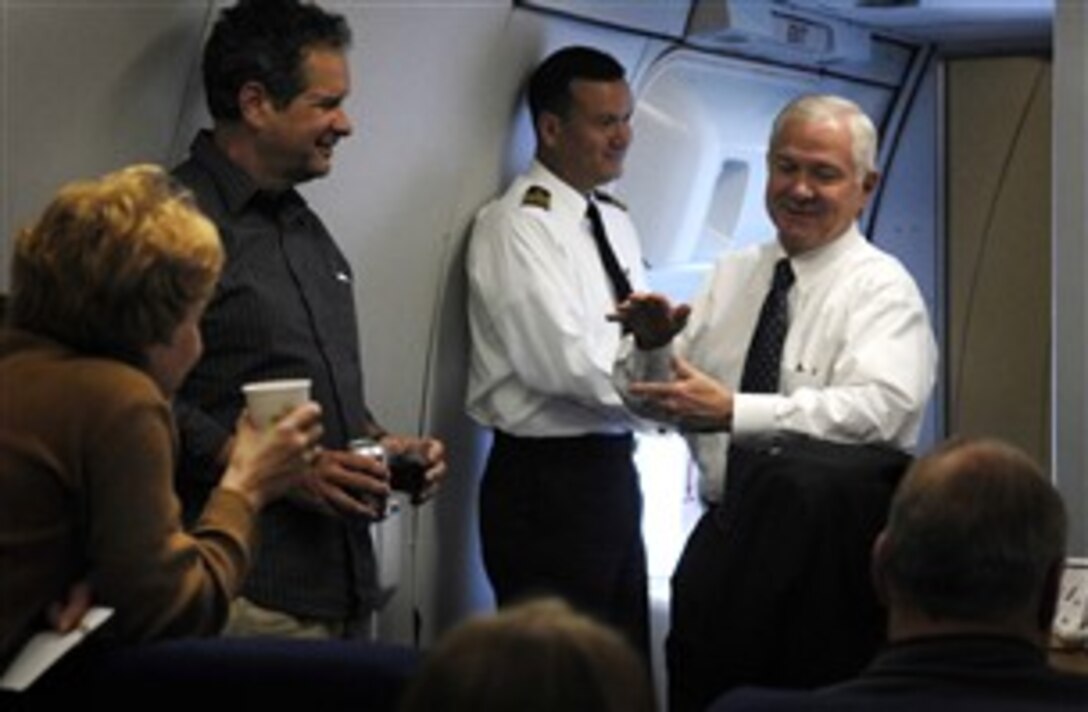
[877,437,1066,628]
[400,597,655,712]
[9,164,222,364]
[527,45,626,125]
[202,0,351,121]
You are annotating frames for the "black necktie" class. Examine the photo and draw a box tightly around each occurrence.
[722,258,795,510]
[739,258,795,393]
[586,200,633,303]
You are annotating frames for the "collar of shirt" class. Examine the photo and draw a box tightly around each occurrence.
[189,130,307,220]
[787,222,865,296]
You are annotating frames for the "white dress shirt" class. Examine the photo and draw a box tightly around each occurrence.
[615,225,937,502]
[466,160,648,436]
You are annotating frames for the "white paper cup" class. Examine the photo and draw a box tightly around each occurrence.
[242,379,312,430]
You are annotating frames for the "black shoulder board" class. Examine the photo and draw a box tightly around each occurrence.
[521,185,551,210]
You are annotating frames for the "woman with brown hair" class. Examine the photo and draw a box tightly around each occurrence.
[0,164,323,668]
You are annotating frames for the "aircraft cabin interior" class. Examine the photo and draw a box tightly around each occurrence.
[1,0,1086,705]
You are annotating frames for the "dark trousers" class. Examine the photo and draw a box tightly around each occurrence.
[479,430,651,663]
[666,436,910,712]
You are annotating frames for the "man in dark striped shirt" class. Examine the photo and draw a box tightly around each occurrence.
[172,0,445,639]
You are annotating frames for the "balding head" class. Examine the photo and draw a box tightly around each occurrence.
[874,437,1066,643]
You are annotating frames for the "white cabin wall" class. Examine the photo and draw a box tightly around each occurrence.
[319,1,534,645]
[0,0,211,292]
[1054,0,1088,556]
[0,4,7,281]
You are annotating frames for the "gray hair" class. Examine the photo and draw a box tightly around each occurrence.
[770,94,878,180]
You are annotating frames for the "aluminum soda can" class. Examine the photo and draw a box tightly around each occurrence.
[346,437,391,518]
[348,437,386,464]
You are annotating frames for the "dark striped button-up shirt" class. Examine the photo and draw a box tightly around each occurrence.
[173,131,379,623]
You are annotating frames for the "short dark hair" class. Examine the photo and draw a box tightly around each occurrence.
[879,437,1067,625]
[202,0,352,121]
[527,46,626,125]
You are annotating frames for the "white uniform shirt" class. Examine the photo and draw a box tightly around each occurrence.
[467,160,648,436]
[615,225,937,502]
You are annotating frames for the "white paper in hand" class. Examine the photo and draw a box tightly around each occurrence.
[0,607,114,692]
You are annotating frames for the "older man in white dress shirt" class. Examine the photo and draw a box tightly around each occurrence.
[613,94,938,711]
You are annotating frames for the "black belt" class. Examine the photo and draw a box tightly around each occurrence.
[493,429,634,455]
